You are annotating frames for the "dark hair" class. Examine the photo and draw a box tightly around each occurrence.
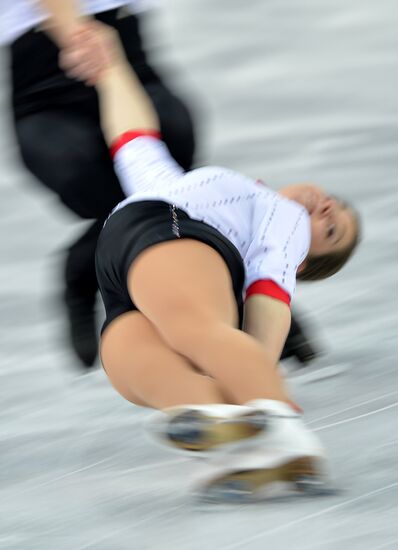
[297,205,361,282]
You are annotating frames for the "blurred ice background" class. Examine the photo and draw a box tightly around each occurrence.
[1,1,398,549]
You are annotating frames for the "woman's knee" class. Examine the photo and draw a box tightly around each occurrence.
[158,313,220,361]
[100,310,181,378]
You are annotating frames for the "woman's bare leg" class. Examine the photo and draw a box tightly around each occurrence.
[128,239,291,406]
[100,311,227,409]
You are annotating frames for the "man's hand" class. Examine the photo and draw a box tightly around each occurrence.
[37,0,126,85]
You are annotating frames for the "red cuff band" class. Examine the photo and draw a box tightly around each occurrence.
[110,130,162,158]
[245,279,291,306]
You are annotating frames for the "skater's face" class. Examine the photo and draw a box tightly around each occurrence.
[280,184,358,257]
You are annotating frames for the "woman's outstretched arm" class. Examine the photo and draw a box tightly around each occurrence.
[97,58,160,145]
[61,23,160,144]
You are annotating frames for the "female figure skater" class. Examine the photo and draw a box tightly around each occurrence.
[5,0,319,369]
[64,23,359,500]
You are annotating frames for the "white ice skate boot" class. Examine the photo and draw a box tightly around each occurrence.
[145,403,267,455]
[193,399,330,502]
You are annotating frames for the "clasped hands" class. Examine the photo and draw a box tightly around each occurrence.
[57,20,124,85]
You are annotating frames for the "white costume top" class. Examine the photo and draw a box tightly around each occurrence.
[110,134,311,304]
[0,0,156,45]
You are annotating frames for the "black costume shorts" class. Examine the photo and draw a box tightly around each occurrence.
[95,201,245,333]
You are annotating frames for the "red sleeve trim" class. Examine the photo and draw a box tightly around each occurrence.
[245,279,291,306]
[110,130,162,158]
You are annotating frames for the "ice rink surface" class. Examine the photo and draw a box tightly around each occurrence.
[1,1,398,548]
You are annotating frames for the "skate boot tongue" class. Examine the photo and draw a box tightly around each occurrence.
[246,399,300,417]
[164,404,252,418]
[146,403,261,454]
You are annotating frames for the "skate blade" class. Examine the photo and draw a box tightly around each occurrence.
[199,456,331,503]
[165,409,267,452]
